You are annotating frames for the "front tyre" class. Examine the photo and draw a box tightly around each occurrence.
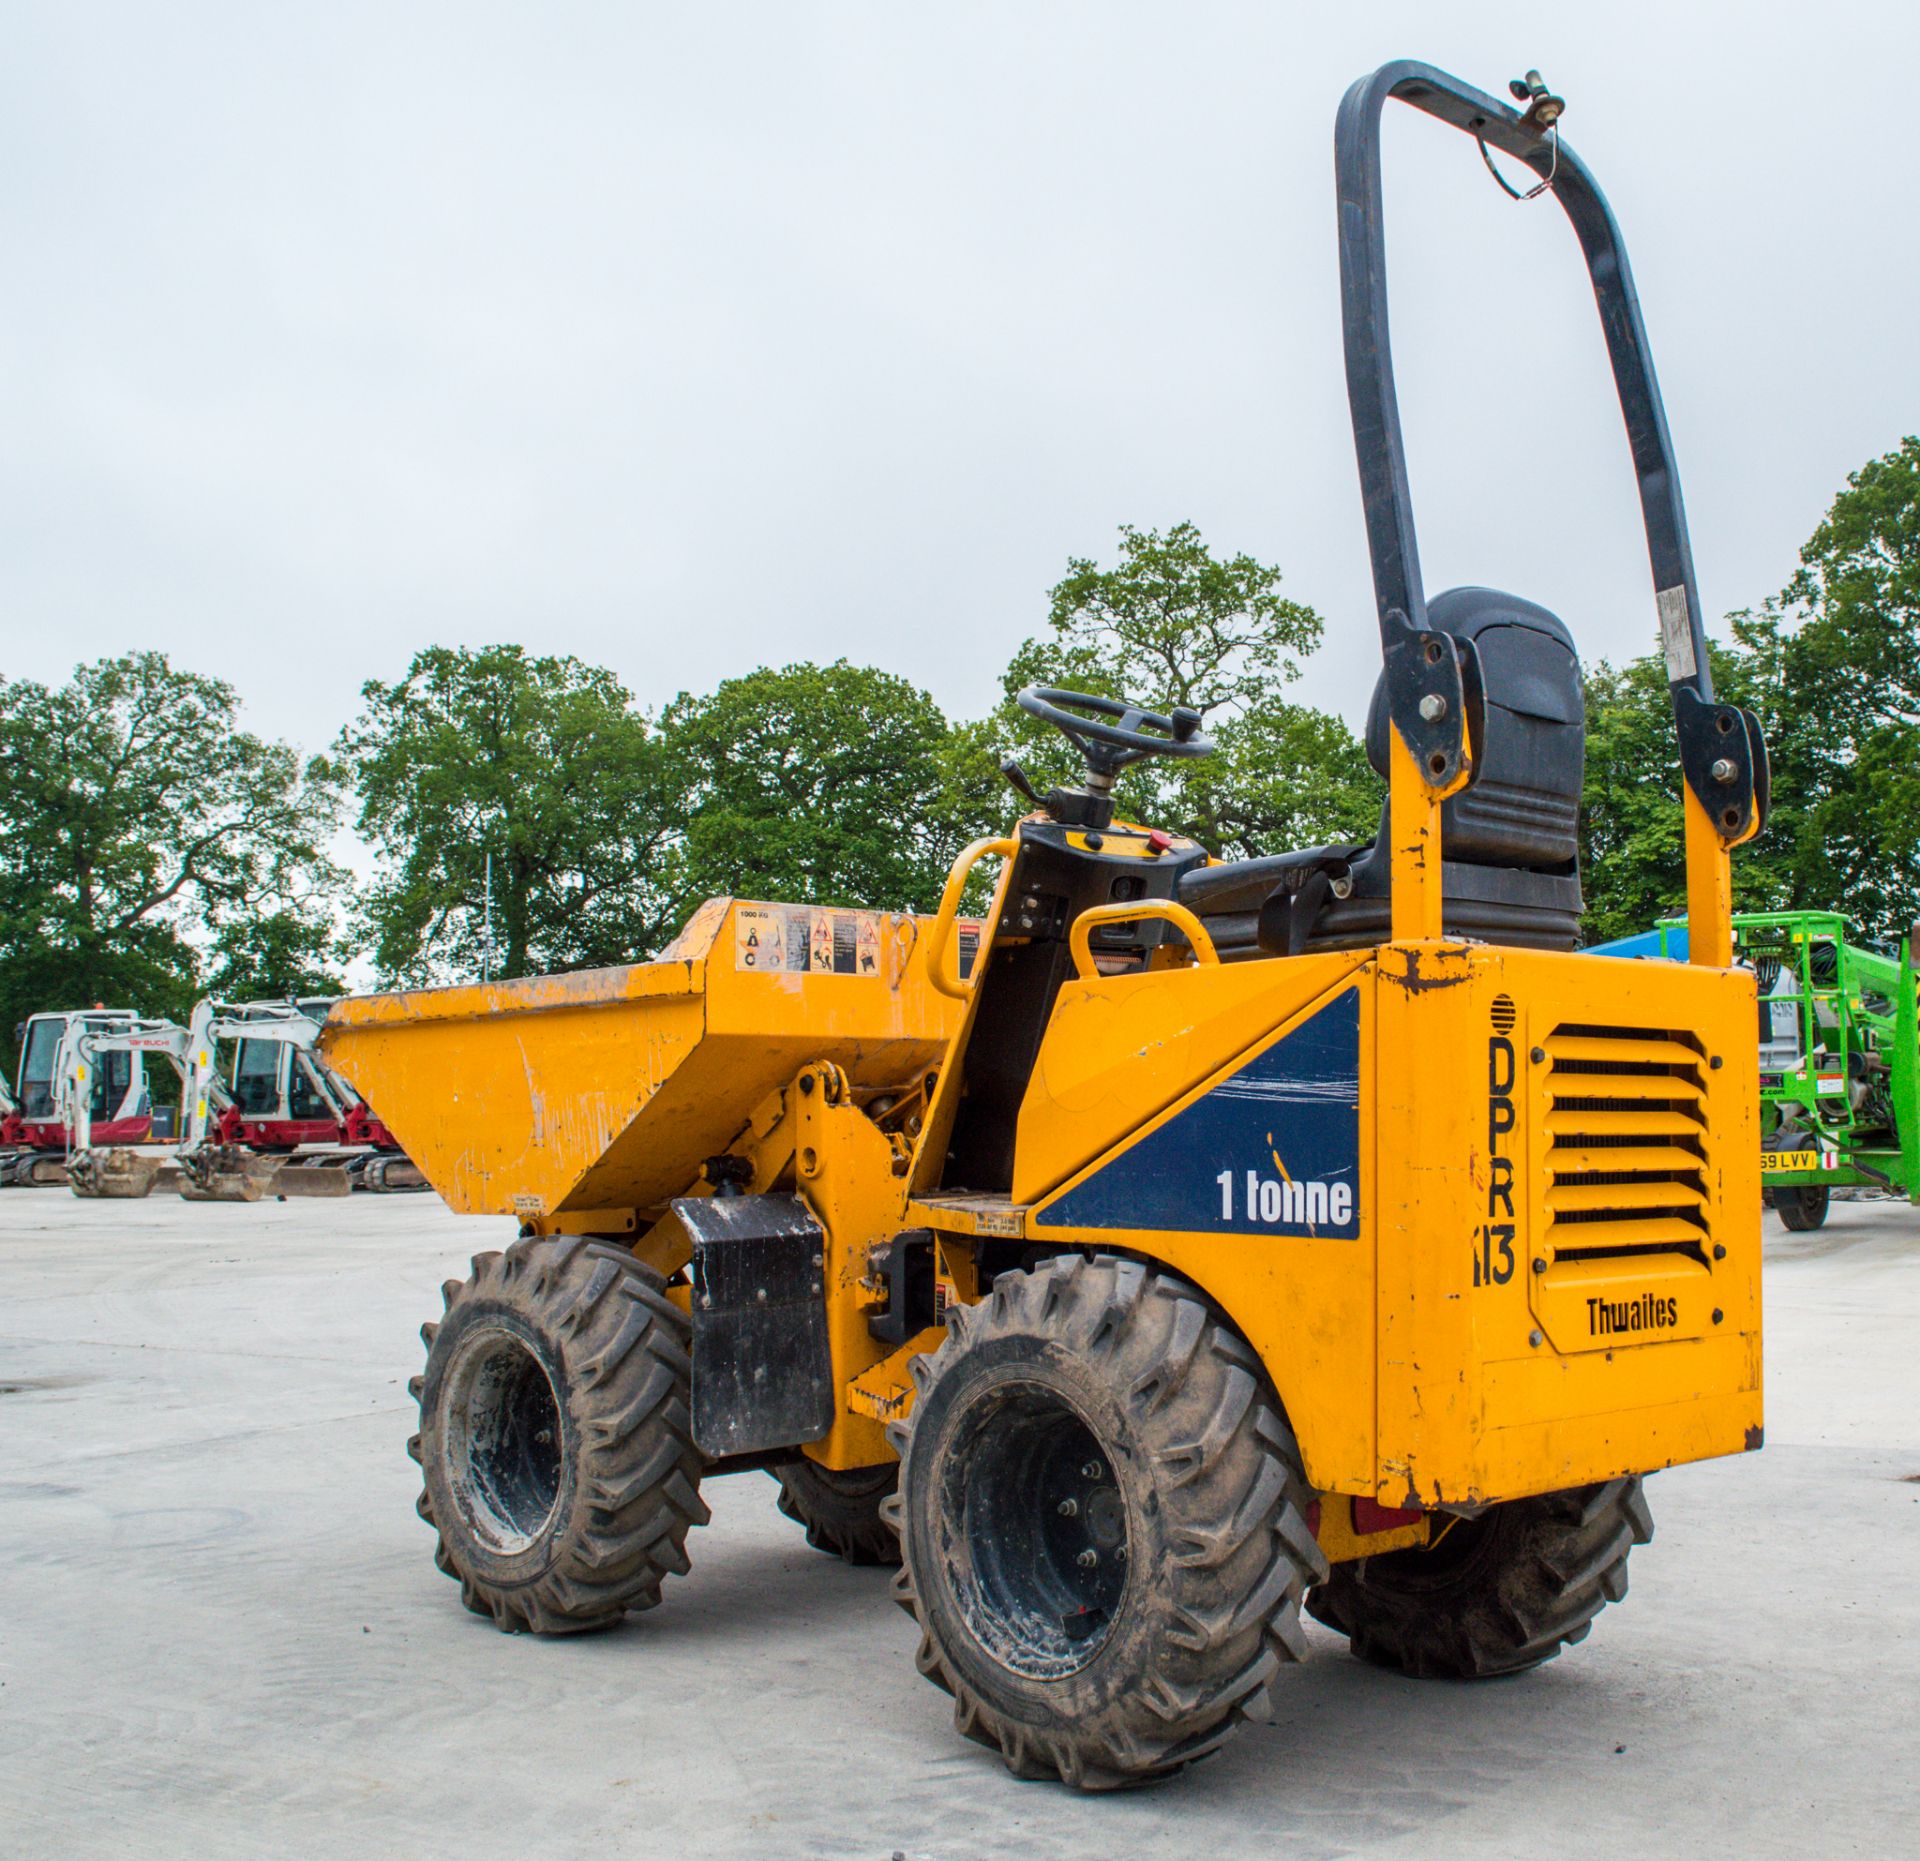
[1307,1477,1652,1678]
[886,1254,1326,1790]
[410,1235,709,1633]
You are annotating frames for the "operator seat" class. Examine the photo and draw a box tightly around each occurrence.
[1180,587,1585,956]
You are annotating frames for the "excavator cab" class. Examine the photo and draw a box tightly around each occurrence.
[13,1011,151,1144]
[226,998,352,1149]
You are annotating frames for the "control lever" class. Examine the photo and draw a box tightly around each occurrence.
[999,756,1045,809]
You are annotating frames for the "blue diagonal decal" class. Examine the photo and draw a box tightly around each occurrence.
[1040,987,1360,1238]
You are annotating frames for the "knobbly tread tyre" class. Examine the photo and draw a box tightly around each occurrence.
[772,1458,901,1565]
[882,1252,1327,1790]
[1307,1476,1653,1679]
[409,1233,708,1634]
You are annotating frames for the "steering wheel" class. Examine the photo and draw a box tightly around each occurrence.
[1016,685,1214,780]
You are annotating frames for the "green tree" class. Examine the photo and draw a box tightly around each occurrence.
[0,652,343,1036]
[1578,644,1771,944]
[201,908,345,1001]
[994,522,1381,856]
[1580,437,1920,946]
[339,645,676,984]
[1730,435,1920,938]
[659,662,984,917]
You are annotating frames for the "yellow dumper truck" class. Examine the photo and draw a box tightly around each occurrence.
[323,60,1769,1789]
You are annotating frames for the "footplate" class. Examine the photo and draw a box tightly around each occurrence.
[675,1192,834,1458]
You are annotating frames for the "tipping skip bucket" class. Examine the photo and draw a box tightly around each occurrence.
[317,899,967,1219]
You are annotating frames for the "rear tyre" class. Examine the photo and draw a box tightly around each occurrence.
[410,1234,708,1633]
[886,1253,1326,1790]
[771,1458,900,1565]
[1763,1132,1831,1232]
[1307,1477,1652,1678]
[1773,1183,1830,1231]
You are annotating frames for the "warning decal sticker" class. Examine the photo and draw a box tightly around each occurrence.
[735,904,886,976]
[734,906,788,972]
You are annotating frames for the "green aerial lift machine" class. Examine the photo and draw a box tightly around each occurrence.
[1606,913,1920,1230]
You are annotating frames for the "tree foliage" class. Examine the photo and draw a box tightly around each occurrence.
[201,909,345,1002]
[994,522,1381,856]
[659,661,985,918]
[0,652,342,1034]
[1733,435,1920,935]
[1581,436,1920,945]
[339,645,676,984]
[29,444,1916,1010]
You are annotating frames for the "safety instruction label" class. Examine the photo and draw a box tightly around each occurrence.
[735,905,884,977]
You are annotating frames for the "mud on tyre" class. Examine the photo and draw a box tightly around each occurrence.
[885,1252,1326,1790]
[410,1234,708,1633]
[1307,1477,1652,1678]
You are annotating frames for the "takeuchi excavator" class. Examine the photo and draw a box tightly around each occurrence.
[3,1008,156,1184]
[44,1000,421,1200]
[217,999,420,1188]
[322,60,1769,1790]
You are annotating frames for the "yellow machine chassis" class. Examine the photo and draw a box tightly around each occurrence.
[324,658,1765,1546]
[326,874,1762,1540]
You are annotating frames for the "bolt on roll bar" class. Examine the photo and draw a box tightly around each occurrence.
[1334,60,1768,965]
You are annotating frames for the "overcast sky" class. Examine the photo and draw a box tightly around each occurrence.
[3,2,1916,767]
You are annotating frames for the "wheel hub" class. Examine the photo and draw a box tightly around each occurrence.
[944,1381,1131,1677]
[443,1326,564,1554]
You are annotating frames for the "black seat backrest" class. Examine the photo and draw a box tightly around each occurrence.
[1362,587,1584,872]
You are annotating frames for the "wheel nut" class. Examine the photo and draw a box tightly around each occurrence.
[1056,1497,1078,1518]
[1077,1549,1099,1569]
[1082,1461,1103,1481]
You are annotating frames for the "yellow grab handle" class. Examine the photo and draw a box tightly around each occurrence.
[1069,900,1219,980]
[925,837,1017,999]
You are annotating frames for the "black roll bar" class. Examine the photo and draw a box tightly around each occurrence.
[1334,60,1766,844]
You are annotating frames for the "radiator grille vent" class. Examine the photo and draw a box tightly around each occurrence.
[1542,1022,1710,1264]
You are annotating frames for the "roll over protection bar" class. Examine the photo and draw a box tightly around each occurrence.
[1334,61,1768,853]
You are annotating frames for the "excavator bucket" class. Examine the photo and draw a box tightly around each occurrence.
[195,1148,354,1201]
[66,1148,178,1199]
[318,899,963,1218]
[176,1146,290,1203]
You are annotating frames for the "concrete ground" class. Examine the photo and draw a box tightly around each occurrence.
[0,1190,1914,1859]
